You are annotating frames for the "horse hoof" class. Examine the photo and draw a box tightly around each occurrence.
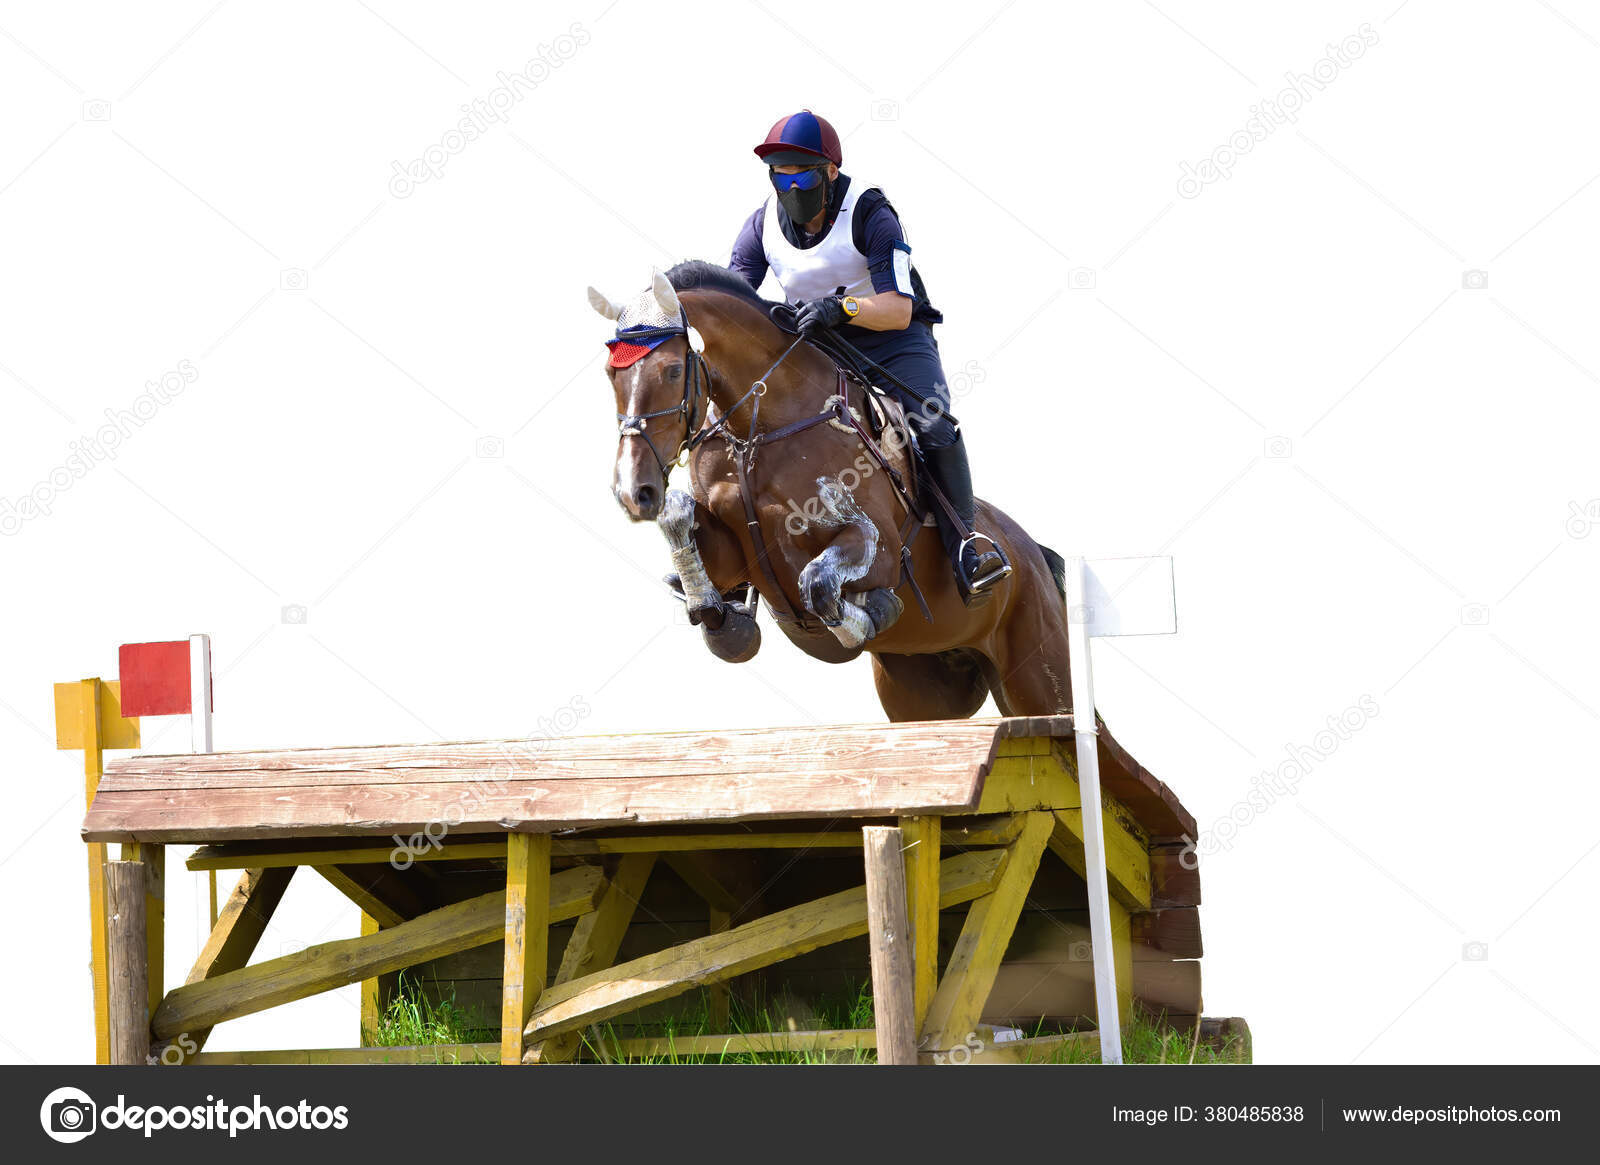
[858,588,905,636]
[702,607,761,663]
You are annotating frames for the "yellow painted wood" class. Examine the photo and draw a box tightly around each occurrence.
[707,906,731,1032]
[166,866,294,1061]
[207,872,218,930]
[55,678,140,751]
[1110,898,1134,1029]
[500,833,553,1067]
[528,853,656,1064]
[186,821,1029,873]
[973,753,1081,814]
[899,815,941,1031]
[1048,806,1153,911]
[189,1043,500,1065]
[920,1030,1096,1065]
[523,848,1005,1050]
[57,678,139,1065]
[920,812,1053,1052]
[151,863,598,1040]
[607,1030,877,1059]
[316,867,407,929]
[359,912,382,1043]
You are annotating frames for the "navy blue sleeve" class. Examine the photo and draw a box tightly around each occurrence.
[728,203,768,291]
[852,191,912,297]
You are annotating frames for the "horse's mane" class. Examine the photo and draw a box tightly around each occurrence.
[667,260,779,311]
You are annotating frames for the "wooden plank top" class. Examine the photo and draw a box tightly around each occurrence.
[82,715,1193,844]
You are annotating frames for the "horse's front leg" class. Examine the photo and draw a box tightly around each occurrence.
[660,488,761,662]
[797,479,904,649]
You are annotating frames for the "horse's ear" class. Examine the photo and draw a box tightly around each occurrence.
[650,268,680,317]
[587,286,623,320]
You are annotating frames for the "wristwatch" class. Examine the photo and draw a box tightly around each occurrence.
[839,295,861,318]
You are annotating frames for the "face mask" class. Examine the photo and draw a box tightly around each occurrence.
[771,166,829,225]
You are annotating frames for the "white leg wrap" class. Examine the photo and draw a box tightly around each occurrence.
[661,490,721,611]
[829,599,875,649]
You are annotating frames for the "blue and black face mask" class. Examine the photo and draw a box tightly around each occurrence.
[770,165,830,225]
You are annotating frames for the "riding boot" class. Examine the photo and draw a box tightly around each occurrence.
[921,434,1011,607]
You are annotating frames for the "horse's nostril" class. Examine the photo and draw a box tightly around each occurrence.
[636,485,657,510]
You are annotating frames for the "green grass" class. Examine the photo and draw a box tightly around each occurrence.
[363,974,1248,1064]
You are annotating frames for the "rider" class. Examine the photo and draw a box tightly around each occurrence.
[727,109,1010,605]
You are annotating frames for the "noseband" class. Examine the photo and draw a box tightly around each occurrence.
[614,311,711,475]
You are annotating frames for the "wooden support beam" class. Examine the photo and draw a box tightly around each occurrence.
[120,841,164,1024]
[314,864,427,929]
[707,906,731,1031]
[524,848,1005,1053]
[164,866,294,1061]
[1111,898,1134,1028]
[528,853,657,1064]
[359,912,384,1044]
[1047,806,1152,911]
[152,863,599,1040]
[920,812,1053,1052]
[500,833,553,1067]
[190,1043,500,1065]
[606,1029,877,1059]
[105,861,149,1065]
[921,1030,1096,1065]
[899,814,941,1032]
[863,827,915,1065]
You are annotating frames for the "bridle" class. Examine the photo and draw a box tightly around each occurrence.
[613,311,713,475]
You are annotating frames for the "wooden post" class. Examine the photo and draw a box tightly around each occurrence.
[862,826,915,1065]
[501,832,552,1066]
[81,680,111,1065]
[106,861,149,1065]
[121,842,164,1023]
[899,814,940,1034]
[359,912,382,1042]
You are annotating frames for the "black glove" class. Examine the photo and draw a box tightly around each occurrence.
[795,296,849,336]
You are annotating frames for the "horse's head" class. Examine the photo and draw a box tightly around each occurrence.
[588,269,706,522]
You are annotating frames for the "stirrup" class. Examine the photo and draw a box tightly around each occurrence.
[955,532,1012,606]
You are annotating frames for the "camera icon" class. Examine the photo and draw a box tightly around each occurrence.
[40,1087,97,1143]
[1068,267,1097,290]
[82,99,112,122]
[1264,435,1293,460]
[1461,269,1489,290]
[281,604,308,625]
[1068,939,1093,961]
[1461,940,1489,962]
[869,98,900,121]
[1567,500,1599,539]
[280,268,309,291]
[475,435,505,459]
[1459,602,1490,626]
[1067,602,1095,625]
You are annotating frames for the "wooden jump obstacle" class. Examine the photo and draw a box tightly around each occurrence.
[76,712,1216,1065]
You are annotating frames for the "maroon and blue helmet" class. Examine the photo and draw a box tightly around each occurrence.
[753,109,842,168]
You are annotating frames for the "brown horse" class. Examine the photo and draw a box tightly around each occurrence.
[588,261,1073,720]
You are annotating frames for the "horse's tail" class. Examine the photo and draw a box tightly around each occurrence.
[1035,542,1067,600]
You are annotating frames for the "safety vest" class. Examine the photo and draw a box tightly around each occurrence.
[760,181,884,303]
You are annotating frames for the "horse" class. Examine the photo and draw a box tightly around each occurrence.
[588,261,1074,720]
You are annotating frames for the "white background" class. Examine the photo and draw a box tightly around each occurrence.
[3,0,1598,1065]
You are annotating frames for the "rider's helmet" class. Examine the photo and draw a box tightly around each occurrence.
[753,109,842,168]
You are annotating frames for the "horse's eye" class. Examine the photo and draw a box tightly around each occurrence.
[664,363,683,381]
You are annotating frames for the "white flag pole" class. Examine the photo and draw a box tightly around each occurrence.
[1065,557,1123,1064]
[189,635,216,926]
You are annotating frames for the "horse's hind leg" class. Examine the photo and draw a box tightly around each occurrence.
[871,650,990,721]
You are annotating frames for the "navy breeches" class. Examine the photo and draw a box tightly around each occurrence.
[843,322,958,450]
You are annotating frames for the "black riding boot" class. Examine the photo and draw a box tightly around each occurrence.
[921,434,1011,606]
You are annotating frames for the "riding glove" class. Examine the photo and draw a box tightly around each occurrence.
[795,296,849,336]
